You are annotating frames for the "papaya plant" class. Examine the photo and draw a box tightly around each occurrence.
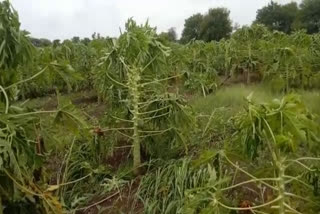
[95,19,194,174]
[0,1,89,212]
[232,25,270,84]
[228,94,320,213]
[0,0,33,100]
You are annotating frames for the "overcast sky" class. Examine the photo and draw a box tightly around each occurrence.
[11,0,296,40]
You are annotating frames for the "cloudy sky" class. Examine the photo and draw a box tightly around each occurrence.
[11,0,296,40]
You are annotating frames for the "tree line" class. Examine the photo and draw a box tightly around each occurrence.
[176,0,320,43]
[30,0,320,46]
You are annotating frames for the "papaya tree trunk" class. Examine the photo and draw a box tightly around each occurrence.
[0,195,3,214]
[285,64,289,93]
[300,73,304,90]
[247,69,251,85]
[266,136,286,214]
[97,94,101,104]
[128,68,142,175]
[247,44,252,85]
[277,160,286,214]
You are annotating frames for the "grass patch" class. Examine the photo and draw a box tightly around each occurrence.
[190,84,275,117]
[190,84,320,117]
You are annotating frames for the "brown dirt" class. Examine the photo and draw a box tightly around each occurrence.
[227,171,274,212]
[78,178,143,214]
[73,95,98,106]
[221,72,261,86]
[42,96,58,110]
[85,103,106,119]
[104,141,132,171]
[38,91,106,119]
[45,153,64,185]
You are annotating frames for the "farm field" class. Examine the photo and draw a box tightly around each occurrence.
[1,0,320,214]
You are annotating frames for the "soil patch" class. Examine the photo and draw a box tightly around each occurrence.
[78,178,143,214]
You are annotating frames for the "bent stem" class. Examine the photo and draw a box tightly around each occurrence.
[263,119,286,214]
[5,66,48,90]
[0,85,9,114]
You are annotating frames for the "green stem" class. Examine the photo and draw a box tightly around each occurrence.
[201,85,206,97]
[263,119,286,214]
[221,178,279,192]
[10,110,57,117]
[224,154,277,191]
[216,196,281,211]
[0,85,9,114]
[59,137,76,198]
[5,67,47,90]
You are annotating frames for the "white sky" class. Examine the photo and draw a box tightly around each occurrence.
[10,0,297,40]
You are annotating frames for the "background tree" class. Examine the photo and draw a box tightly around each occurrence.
[53,39,61,47]
[300,0,320,34]
[199,8,232,42]
[180,13,203,43]
[71,36,80,43]
[159,27,177,42]
[255,1,299,33]
[30,37,52,47]
[81,37,91,45]
[233,22,241,32]
[167,27,177,41]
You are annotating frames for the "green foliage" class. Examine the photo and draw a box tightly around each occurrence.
[30,38,52,47]
[181,13,203,43]
[137,158,220,214]
[200,8,233,42]
[0,0,33,71]
[255,0,320,34]
[0,0,33,99]
[233,94,319,158]
[2,2,320,213]
[183,41,218,96]
[159,27,177,42]
[181,8,232,43]
[300,0,320,33]
[255,1,299,33]
[226,94,320,213]
[96,19,194,173]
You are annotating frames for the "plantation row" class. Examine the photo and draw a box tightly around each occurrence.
[1,0,320,214]
[7,23,320,99]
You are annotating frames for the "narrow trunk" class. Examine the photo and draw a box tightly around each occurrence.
[97,94,101,105]
[266,138,286,214]
[277,160,286,214]
[285,64,289,93]
[128,69,142,175]
[0,195,3,214]
[132,92,141,174]
[201,85,206,97]
[224,48,229,77]
[307,76,312,89]
[300,73,303,90]
[247,44,252,85]
[247,70,251,85]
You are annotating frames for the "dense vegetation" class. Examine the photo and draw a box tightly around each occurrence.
[255,0,320,34]
[180,0,320,43]
[1,0,320,213]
